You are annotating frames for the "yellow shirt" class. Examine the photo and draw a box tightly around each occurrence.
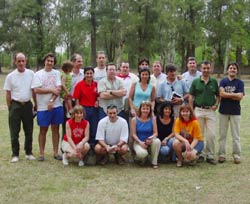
[174,118,203,143]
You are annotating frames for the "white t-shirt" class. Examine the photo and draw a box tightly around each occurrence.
[95,116,128,145]
[117,72,139,103]
[181,70,201,90]
[94,67,107,82]
[70,69,84,94]
[31,69,62,111]
[3,68,34,102]
[150,72,167,91]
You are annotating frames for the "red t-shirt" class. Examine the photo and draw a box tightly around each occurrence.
[63,118,88,144]
[73,80,98,106]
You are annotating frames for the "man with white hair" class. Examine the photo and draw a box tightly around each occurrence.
[4,52,36,162]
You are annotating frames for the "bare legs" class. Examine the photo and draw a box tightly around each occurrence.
[38,125,61,158]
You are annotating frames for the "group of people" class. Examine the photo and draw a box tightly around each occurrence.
[4,52,244,168]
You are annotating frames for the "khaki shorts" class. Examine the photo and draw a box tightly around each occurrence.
[61,140,76,154]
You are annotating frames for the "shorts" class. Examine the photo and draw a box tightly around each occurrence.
[174,138,204,154]
[37,106,64,127]
[61,140,76,154]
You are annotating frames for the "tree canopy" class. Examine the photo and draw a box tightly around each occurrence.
[0,0,250,71]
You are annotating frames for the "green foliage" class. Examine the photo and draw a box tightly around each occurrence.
[57,0,89,59]
[0,0,250,70]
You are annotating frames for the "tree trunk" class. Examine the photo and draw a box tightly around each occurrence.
[180,37,186,73]
[36,0,44,70]
[247,50,250,66]
[128,52,136,71]
[217,42,224,74]
[236,46,242,66]
[169,39,175,64]
[116,38,124,66]
[185,42,195,72]
[210,47,216,73]
[223,39,230,74]
[236,46,242,76]
[90,0,97,67]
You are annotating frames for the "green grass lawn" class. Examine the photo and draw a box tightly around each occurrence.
[0,72,250,204]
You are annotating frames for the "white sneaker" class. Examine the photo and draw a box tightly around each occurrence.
[176,160,182,167]
[78,160,84,167]
[62,153,69,166]
[11,156,19,163]
[66,112,71,118]
[25,155,36,160]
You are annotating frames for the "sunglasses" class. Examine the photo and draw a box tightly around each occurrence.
[141,101,151,105]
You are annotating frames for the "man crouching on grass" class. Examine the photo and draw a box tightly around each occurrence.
[94,105,129,165]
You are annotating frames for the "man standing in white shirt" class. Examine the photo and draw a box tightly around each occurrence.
[32,53,64,161]
[150,61,166,114]
[181,57,201,90]
[70,53,84,95]
[150,61,166,90]
[94,51,107,81]
[4,53,37,162]
[117,62,138,122]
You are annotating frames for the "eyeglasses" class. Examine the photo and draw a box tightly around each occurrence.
[171,86,174,91]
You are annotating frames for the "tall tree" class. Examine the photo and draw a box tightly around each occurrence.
[57,0,88,60]
[227,0,250,67]
[90,0,97,66]
[205,0,230,71]
[2,0,59,68]
[174,0,205,71]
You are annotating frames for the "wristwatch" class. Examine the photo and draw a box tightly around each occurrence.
[49,99,54,103]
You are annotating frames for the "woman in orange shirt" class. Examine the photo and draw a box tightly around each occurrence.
[173,105,204,167]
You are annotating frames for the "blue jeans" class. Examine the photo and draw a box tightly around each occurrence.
[159,137,176,161]
[84,106,98,146]
[194,141,204,153]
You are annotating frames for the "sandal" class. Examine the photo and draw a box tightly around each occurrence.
[54,155,62,161]
[38,156,45,162]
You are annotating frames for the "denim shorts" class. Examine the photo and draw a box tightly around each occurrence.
[174,138,204,154]
[37,106,64,127]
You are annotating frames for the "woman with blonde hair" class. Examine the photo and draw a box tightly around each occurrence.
[61,105,90,167]
[131,101,161,168]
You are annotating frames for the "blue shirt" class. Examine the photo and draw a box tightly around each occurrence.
[133,82,153,108]
[219,77,244,115]
[157,79,188,101]
[136,117,153,142]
